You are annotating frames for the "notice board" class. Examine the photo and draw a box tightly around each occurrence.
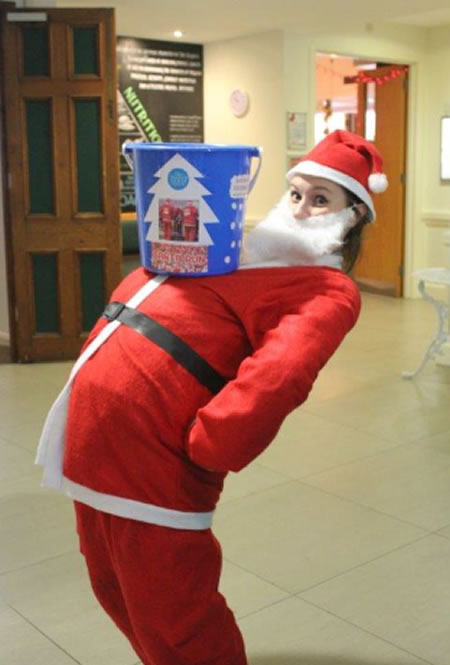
[117,36,204,213]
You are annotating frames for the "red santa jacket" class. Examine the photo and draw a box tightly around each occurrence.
[160,201,174,222]
[63,266,360,514]
[183,203,198,226]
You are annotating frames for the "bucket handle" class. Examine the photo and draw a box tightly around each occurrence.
[122,142,263,192]
[247,146,263,194]
[122,140,134,171]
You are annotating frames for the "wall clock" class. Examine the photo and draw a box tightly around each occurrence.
[229,89,249,117]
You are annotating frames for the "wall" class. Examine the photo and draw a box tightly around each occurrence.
[204,31,285,225]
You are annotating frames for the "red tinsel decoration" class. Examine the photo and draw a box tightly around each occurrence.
[355,66,408,85]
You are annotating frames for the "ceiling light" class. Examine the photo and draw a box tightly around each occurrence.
[173,30,183,38]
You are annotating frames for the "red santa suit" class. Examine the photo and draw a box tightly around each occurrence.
[36,127,388,665]
[44,263,359,665]
[183,201,198,241]
[159,200,174,240]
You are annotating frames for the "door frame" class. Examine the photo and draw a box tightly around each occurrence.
[312,49,413,297]
[0,1,18,358]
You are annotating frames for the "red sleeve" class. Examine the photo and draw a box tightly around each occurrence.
[185,277,361,473]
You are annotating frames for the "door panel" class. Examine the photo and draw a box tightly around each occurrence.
[1,7,121,361]
[353,65,408,297]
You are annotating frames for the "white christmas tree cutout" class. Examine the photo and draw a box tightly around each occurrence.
[144,153,219,245]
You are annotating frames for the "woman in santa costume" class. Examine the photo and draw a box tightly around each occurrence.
[36,130,388,665]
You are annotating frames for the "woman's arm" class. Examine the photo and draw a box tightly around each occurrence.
[186,280,360,473]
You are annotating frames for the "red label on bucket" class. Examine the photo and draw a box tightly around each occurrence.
[152,243,208,273]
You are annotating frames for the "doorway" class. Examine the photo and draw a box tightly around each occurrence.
[315,53,409,297]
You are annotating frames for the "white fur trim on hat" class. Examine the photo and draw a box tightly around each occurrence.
[287,160,376,221]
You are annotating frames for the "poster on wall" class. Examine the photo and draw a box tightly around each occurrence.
[117,36,204,213]
[286,111,307,151]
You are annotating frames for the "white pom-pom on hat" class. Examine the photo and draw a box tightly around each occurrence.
[368,172,388,193]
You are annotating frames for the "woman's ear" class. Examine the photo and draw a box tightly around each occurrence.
[351,202,368,222]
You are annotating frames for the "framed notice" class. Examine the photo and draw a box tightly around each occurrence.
[117,36,204,212]
[441,116,450,181]
[287,112,307,151]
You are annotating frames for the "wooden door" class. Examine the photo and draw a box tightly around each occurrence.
[1,7,121,361]
[352,65,408,296]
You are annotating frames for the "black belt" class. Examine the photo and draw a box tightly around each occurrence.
[103,302,227,395]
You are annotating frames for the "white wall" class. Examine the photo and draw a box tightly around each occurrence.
[204,31,285,224]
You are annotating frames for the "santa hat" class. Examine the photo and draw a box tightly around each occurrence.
[286,130,388,221]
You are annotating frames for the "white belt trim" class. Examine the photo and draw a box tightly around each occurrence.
[34,272,213,530]
[62,478,214,530]
[35,275,168,483]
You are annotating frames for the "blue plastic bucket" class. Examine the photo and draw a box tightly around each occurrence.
[123,142,262,276]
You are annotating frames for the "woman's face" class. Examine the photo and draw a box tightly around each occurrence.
[287,174,348,220]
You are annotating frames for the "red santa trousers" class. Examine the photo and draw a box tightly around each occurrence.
[74,501,247,665]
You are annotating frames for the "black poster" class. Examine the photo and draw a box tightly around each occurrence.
[117,36,204,213]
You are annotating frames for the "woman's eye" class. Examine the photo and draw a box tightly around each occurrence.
[290,190,301,202]
[314,195,328,205]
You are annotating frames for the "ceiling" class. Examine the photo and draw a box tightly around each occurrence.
[56,0,450,43]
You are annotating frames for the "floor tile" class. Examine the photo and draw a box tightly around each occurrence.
[415,364,450,386]
[0,399,51,436]
[0,418,47,453]
[307,335,435,401]
[436,523,450,538]
[241,596,428,665]
[0,361,71,392]
[0,488,77,574]
[258,409,399,479]
[303,349,380,403]
[220,560,289,618]
[0,602,78,665]
[0,471,51,518]
[221,463,290,504]
[0,551,138,665]
[300,534,450,665]
[303,429,450,530]
[0,436,35,481]
[23,361,72,388]
[214,481,425,593]
[303,377,450,444]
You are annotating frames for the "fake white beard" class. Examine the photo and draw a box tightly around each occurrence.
[244,192,357,266]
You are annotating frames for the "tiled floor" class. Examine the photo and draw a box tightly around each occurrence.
[1,291,450,665]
